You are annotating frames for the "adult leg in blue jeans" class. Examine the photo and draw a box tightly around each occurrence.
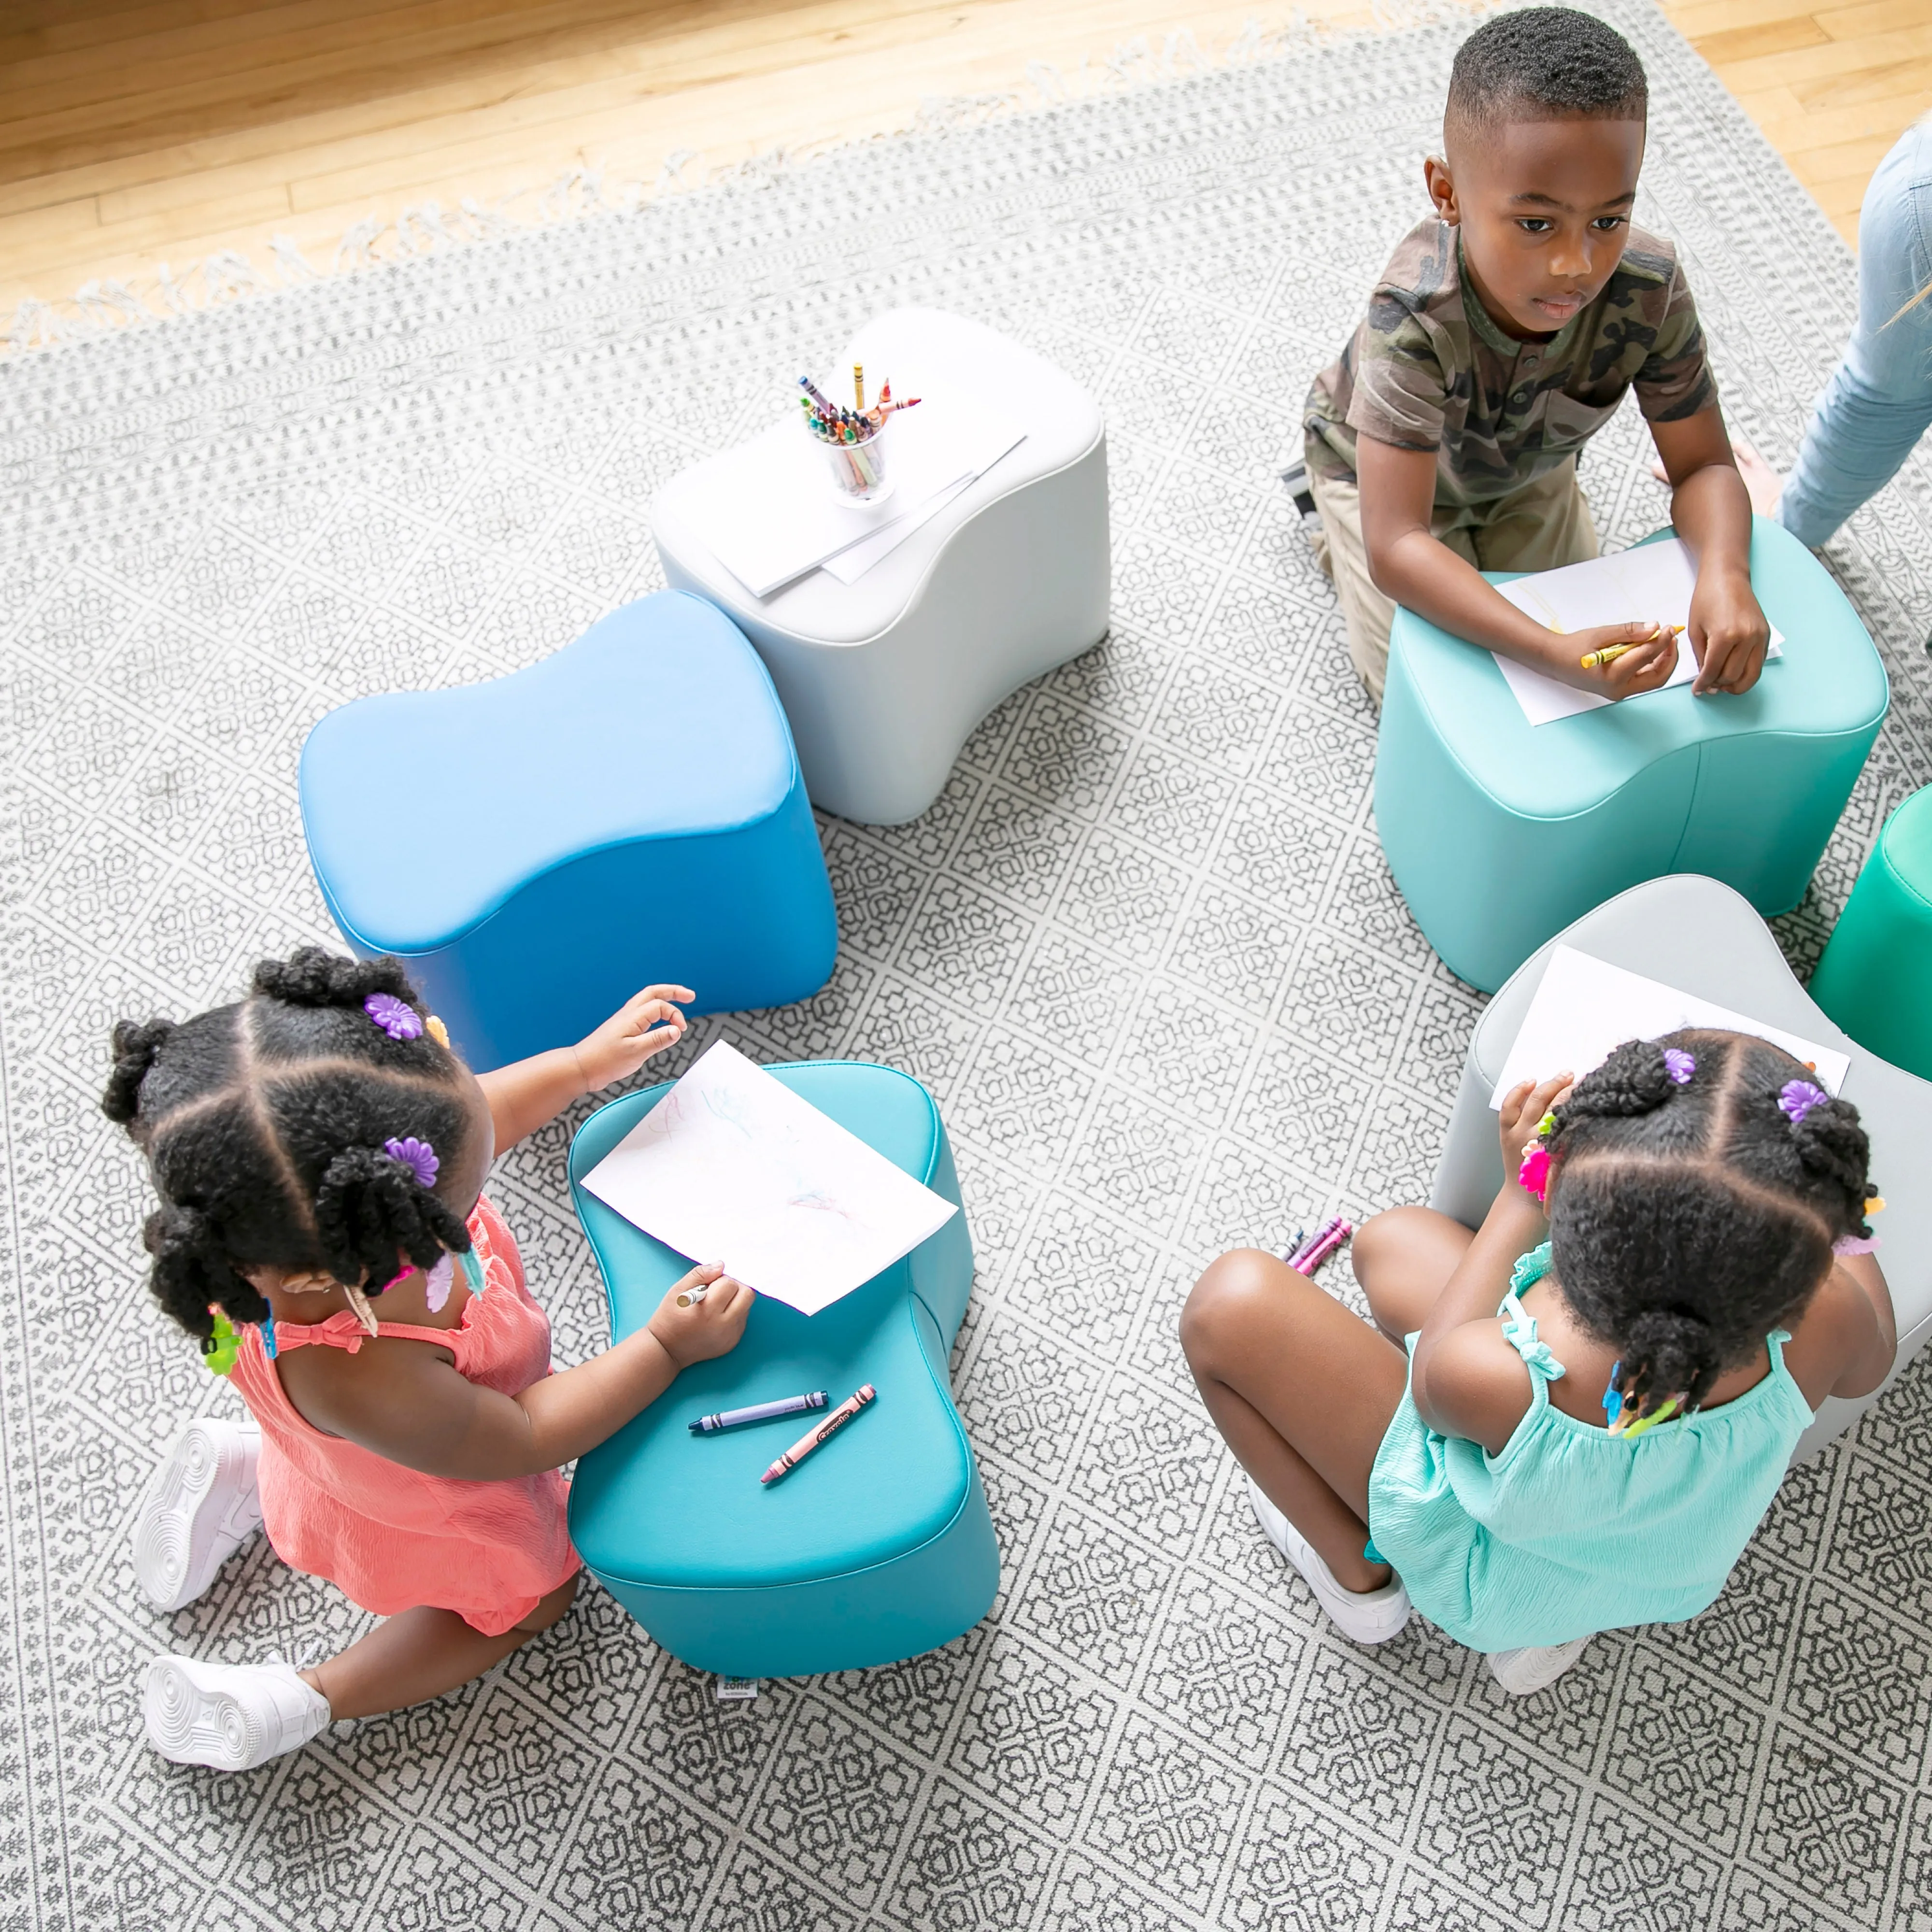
[1780,120,1932,549]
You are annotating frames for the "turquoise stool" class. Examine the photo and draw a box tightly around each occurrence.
[1377,518,1888,993]
[1811,784,1932,1081]
[299,592,838,1071]
[566,1060,997,1679]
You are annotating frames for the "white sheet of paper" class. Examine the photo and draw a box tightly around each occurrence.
[579,1040,959,1316]
[1491,539,1785,726]
[680,394,1027,598]
[1488,944,1849,1108]
[822,437,1020,584]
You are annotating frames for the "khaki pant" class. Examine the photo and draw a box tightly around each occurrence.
[1309,459,1599,705]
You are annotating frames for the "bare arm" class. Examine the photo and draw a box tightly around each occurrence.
[1408,1073,1573,1451]
[1357,436,1678,698]
[1650,405,1770,696]
[286,1263,752,1478]
[1818,1252,1897,1403]
[480,982,694,1153]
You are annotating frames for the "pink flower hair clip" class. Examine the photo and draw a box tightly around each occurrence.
[1518,1110,1557,1206]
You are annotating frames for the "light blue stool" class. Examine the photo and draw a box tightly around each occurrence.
[566,1060,997,1679]
[299,592,838,1071]
[1377,518,1888,993]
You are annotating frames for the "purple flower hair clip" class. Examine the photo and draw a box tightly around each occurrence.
[1778,1079,1830,1126]
[365,992,424,1041]
[383,1136,439,1190]
[1663,1048,1695,1085]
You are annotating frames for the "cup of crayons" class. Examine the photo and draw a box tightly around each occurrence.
[800,362,920,504]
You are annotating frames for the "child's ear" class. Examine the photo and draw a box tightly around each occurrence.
[1423,155,1460,227]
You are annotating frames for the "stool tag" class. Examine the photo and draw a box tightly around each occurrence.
[715,1677,759,1705]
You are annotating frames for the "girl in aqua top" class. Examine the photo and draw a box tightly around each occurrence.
[1181,1030,1897,1695]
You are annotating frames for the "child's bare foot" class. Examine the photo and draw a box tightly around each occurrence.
[1649,437,1783,516]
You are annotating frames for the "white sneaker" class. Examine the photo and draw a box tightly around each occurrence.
[142,1655,331,1771]
[133,1418,263,1611]
[1246,1475,1410,1645]
[1486,1636,1592,1697]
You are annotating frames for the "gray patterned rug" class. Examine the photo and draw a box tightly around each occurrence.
[5,5,1932,1928]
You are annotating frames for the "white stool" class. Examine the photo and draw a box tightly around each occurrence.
[1429,874,1932,1464]
[651,307,1109,825]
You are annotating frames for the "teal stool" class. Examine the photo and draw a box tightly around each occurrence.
[1811,785,1932,1080]
[566,1060,997,1678]
[1377,517,1888,993]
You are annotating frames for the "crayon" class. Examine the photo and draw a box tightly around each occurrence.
[690,1392,829,1435]
[762,1384,876,1484]
[1287,1217,1340,1269]
[853,363,865,413]
[1293,1221,1353,1275]
[1582,623,1682,670]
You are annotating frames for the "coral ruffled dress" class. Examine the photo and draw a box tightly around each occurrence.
[228,1197,581,1635]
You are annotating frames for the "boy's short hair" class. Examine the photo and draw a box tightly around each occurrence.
[1447,6,1648,135]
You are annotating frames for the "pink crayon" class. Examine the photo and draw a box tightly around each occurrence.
[762,1384,876,1485]
[1292,1219,1353,1275]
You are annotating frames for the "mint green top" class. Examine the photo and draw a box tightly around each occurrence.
[1366,1244,1815,1651]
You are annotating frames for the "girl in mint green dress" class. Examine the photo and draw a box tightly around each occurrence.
[1181,1030,1897,1696]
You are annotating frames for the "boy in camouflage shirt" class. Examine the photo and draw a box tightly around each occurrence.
[1303,8,1769,706]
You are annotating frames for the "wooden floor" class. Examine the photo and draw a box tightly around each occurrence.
[0,0,1926,319]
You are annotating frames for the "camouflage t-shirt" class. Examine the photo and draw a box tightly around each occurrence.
[1305,217,1716,510]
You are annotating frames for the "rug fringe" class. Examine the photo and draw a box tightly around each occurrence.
[2,0,1495,360]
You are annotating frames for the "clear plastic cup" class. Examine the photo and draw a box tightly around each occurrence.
[813,416,893,505]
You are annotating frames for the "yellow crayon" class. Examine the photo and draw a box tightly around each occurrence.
[853,363,865,413]
[1581,623,1683,670]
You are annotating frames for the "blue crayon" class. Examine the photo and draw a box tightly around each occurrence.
[690,1391,829,1435]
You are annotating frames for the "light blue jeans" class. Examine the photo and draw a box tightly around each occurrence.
[1779,118,1932,548]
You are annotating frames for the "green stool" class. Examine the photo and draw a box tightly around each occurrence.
[1377,517,1889,993]
[1811,785,1932,1079]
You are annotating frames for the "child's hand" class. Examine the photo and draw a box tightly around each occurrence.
[574,983,696,1091]
[647,1262,753,1368]
[1688,565,1771,696]
[1563,620,1678,698]
[1498,1072,1574,1183]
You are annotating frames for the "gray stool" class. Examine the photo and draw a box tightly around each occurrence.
[1430,873,1932,1464]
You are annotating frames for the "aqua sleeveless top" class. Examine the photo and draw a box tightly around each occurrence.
[1365,1244,1815,1652]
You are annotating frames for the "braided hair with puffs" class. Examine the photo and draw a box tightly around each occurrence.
[1543,1030,1875,1417]
[102,948,475,1347]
